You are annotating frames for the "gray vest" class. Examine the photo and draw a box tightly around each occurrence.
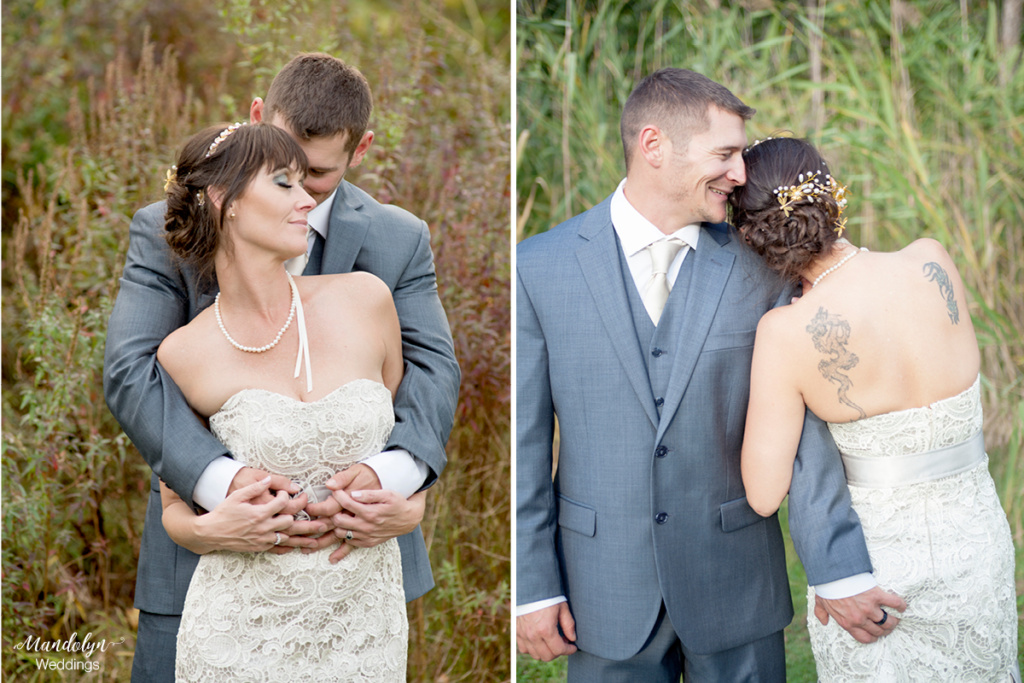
[617,239,696,419]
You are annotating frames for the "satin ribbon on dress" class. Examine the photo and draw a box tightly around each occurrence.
[841,430,985,489]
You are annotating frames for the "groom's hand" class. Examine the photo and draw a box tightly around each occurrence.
[228,467,300,505]
[302,464,382,523]
[814,586,907,643]
[517,602,578,662]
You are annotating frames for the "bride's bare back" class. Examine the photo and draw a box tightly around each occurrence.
[756,238,979,425]
[741,238,981,516]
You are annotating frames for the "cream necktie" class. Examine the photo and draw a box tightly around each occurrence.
[644,238,686,324]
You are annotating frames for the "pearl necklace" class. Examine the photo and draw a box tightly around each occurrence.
[812,246,867,288]
[215,271,297,353]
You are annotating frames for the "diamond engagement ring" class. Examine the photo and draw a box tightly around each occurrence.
[274,532,283,546]
[345,530,354,541]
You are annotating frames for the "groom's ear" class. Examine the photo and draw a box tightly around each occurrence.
[250,98,265,124]
[637,125,666,169]
[347,131,374,170]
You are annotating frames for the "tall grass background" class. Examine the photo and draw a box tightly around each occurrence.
[2,0,511,680]
[516,0,1023,680]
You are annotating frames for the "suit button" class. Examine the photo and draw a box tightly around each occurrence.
[655,445,668,458]
[655,512,669,524]
[655,397,664,408]
[651,347,663,357]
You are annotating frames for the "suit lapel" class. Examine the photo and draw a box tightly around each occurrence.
[575,208,660,428]
[320,181,369,274]
[656,225,735,442]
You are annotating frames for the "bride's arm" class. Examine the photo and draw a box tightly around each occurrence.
[742,311,807,517]
[160,479,318,554]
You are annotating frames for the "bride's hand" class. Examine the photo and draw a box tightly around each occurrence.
[324,489,427,563]
[296,489,428,563]
[194,478,321,553]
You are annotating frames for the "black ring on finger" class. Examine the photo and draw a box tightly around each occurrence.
[872,611,888,626]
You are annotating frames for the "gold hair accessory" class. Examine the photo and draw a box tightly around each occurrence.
[164,165,178,192]
[773,171,849,236]
[749,137,774,148]
[196,190,205,207]
[206,122,247,158]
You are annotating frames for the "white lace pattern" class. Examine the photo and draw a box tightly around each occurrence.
[175,379,407,682]
[809,377,1018,681]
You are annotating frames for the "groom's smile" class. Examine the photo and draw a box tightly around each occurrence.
[664,105,748,226]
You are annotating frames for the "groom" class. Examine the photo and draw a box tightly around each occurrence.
[516,68,903,680]
[104,53,460,682]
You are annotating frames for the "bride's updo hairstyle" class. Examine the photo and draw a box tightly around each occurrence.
[729,137,846,283]
[164,123,308,284]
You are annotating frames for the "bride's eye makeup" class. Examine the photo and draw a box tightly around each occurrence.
[273,171,293,189]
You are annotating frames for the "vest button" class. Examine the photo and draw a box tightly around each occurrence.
[651,347,663,357]
[655,512,669,524]
[655,445,668,458]
[655,397,664,408]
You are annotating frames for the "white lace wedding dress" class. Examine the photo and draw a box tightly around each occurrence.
[808,376,1018,682]
[175,379,408,682]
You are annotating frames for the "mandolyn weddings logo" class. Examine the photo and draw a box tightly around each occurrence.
[13,631,127,674]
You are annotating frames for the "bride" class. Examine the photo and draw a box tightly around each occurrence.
[155,122,407,681]
[730,137,1018,681]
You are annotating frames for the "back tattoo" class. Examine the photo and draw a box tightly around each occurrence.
[923,261,960,324]
[806,307,867,420]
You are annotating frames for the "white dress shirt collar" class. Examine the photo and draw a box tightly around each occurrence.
[307,186,337,241]
[610,178,701,256]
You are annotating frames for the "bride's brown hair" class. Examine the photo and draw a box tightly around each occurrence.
[164,123,309,286]
[729,137,844,283]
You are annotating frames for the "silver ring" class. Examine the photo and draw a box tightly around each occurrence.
[345,530,354,541]
[274,532,283,546]
[873,611,888,626]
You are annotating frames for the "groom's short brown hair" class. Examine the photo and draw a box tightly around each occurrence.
[621,68,754,171]
[263,53,372,156]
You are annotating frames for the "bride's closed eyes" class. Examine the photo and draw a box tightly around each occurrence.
[272,167,306,189]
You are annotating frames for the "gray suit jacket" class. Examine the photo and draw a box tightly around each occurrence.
[515,196,870,658]
[104,180,459,614]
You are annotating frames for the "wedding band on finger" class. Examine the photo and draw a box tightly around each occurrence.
[345,530,354,541]
[274,532,283,546]
[873,611,888,626]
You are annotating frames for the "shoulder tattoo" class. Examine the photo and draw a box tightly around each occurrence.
[806,307,867,419]
[922,261,960,324]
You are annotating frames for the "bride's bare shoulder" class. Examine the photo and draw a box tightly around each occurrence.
[300,271,389,299]
[900,237,952,263]
[156,309,216,379]
[754,302,807,345]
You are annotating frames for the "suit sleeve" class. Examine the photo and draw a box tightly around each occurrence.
[384,219,460,489]
[103,202,229,509]
[515,264,564,605]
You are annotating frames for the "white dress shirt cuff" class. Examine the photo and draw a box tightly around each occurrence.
[812,572,877,600]
[361,449,428,499]
[192,456,246,511]
[515,596,567,617]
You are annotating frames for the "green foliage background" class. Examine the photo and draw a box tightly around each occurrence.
[2,0,511,680]
[516,0,1023,680]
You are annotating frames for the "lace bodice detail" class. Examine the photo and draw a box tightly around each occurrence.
[209,379,396,492]
[807,375,1017,682]
[175,380,407,682]
[827,375,982,457]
